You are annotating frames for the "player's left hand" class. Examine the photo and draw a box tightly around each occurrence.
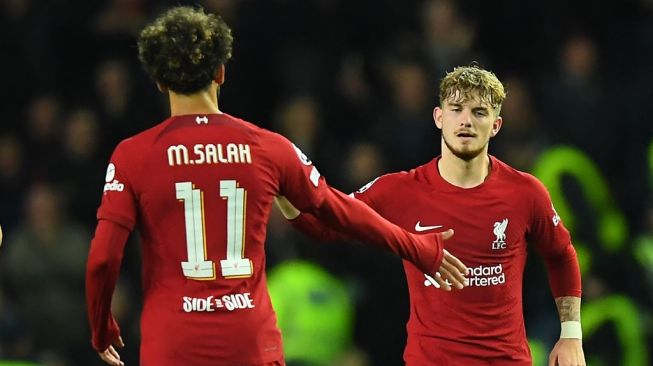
[98,336,125,366]
[548,338,585,366]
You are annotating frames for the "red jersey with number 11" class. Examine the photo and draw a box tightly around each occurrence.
[96,113,328,365]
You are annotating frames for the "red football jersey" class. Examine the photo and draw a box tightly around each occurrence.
[96,113,327,365]
[351,156,580,365]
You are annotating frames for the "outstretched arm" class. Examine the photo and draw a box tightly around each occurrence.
[86,219,129,366]
[275,195,351,242]
[275,193,467,290]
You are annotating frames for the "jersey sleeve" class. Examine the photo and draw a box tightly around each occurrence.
[86,219,130,352]
[96,140,139,231]
[271,136,328,213]
[288,175,383,242]
[526,175,582,298]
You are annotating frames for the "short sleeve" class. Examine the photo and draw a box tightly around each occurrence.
[96,141,139,231]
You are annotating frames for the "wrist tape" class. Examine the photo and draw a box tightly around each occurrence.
[560,321,582,339]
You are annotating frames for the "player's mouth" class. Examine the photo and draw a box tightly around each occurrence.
[455,131,476,142]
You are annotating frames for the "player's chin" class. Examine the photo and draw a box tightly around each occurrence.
[451,147,484,161]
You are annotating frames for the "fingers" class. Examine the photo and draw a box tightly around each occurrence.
[99,346,124,366]
[443,249,468,277]
[439,229,454,241]
[117,336,125,348]
[433,272,451,291]
[438,250,467,289]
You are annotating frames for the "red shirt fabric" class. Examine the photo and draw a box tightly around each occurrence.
[93,113,326,365]
[292,156,581,365]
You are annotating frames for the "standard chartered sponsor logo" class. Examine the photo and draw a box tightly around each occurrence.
[466,264,505,287]
[424,263,505,289]
[182,292,255,312]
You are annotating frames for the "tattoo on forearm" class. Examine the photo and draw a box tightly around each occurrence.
[555,296,581,322]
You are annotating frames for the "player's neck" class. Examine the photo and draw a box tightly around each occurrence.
[438,149,490,189]
[168,87,221,116]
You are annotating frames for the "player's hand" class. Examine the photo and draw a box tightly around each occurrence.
[98,336,125,366]
[548,338,585,366]
[433,229,468,291]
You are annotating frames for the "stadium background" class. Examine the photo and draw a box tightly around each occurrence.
[0,0,652,365]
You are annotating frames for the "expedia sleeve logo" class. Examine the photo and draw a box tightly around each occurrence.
[103,163,125,192]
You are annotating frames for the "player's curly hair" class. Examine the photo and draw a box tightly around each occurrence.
[439,65,506,114]
[137,6,233,94]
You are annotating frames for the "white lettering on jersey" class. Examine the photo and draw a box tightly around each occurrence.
[355,177,380,194]
[309,166,320,187]
[103,163,124,192]
[552,204,561,226]
[182,292,255,312]
[292,144,312,166]
[195,116,209,124]
[105,163,116,182]
[104,180,124,192]
[168,144,252,166]
[424,264,506,289]
[492,218,508,250]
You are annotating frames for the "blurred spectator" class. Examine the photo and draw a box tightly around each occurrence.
[537,34,612,168]
[492,76,547,171]
[22,95,63,181]
[420,0,478,78]
[372,57,437,171]
[92,58,163,152]
[2,183,91,363]
[93,0,147,36]
[0,135,26,233]
[55,108,105,228]
[342,141,385,192]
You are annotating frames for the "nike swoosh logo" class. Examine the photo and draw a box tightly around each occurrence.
[414,221,443,232]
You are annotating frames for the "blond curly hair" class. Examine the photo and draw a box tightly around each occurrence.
[439,65,506,115]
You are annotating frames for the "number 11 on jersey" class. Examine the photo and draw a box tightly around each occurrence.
[176,180,253,280]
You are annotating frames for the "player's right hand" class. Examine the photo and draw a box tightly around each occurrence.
[98,336,125,366]
[433,229,468,291]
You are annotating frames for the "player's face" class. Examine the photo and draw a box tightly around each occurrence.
[434,90,502,161]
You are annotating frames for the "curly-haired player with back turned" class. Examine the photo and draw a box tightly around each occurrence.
[84,6,468,366]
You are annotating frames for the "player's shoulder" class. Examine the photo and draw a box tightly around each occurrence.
[354,168,416,196]
[113,117,175,154]
[491,156,549,195]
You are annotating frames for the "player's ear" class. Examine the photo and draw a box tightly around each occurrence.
[433,106,443,130]
[156,82,168,93]
[214,64,226,85]
[490,116,503,137]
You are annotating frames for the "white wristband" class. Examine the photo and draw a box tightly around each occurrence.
[560,321,582,339]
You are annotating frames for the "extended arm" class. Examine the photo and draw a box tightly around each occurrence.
[275,193,467,290]
[86,219,129,366]
[275,195,351,242]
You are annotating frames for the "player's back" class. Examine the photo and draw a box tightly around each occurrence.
[100,113,301,365]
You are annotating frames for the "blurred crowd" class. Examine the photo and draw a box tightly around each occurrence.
[0,0,652,365]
